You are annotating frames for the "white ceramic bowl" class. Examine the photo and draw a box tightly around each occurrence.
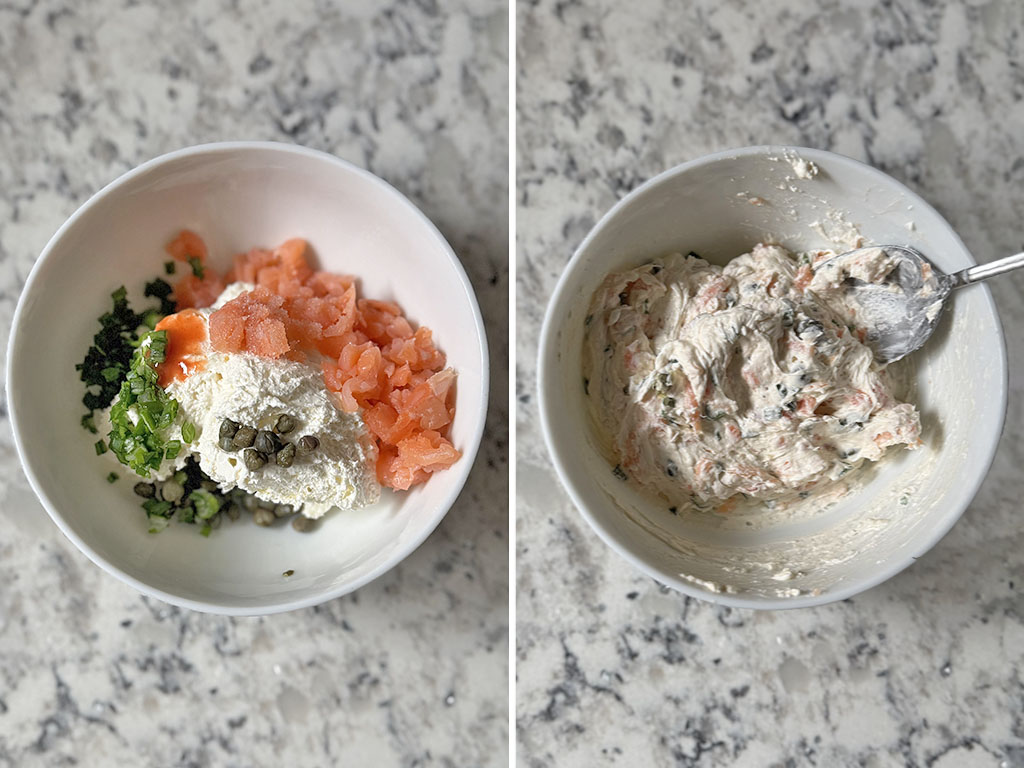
[539,146,1006,609]
[8,142,488,615]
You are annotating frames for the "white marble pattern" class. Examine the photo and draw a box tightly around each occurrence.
[0,0,508,766]
[517,0,1024,765]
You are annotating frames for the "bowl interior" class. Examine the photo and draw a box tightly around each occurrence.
[540,147,1005,607]
[9,144,487,613]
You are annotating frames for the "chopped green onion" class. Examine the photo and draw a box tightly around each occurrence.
[101,366,123,382]
[199,524,212,537]
[164,261,176,275]
[142,499,173,517]
[191,489,221,520]
[81,413,97,434]
[181,422,196,444]
[147,514,171,534]
[108,330,183,477]
[142,309,162,330]
[95,440,107,455]
[106,472,119,483]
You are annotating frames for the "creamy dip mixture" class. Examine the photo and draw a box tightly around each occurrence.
[583,244,922,513]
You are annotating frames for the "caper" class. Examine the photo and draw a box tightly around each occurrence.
[292,515,314,532]
[254,429,281,455]
[232,426,257,449]
[276,442,296,468]
[274,503,295,518]
[225,503,240,521]
[297,435,320,455]
[253,507,275,526]
[219,418,240,439]
[273,414,296,434]
[243,448,267,471]
[133,482,155,498]
[208,513,222,529]
[218,435,236,452]
[257,498,276,510]
[240,493,258,511]
[159,480,185,503]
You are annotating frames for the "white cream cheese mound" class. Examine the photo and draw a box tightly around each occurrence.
[99,282,380,518]
[583,244,922,512]
[166,342,380,518]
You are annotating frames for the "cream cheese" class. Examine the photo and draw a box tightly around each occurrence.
[100,282,380,517]
[583,245,921,513]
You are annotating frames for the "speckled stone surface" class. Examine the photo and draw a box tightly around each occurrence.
[517,1,1024,766]
[0,1,508,766]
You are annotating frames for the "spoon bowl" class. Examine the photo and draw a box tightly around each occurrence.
[822,245,1024,363]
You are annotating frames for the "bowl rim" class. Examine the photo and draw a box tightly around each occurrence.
[7,140,490,616]
[537,144,1008,610]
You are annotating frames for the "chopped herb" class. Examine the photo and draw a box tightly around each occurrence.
[81,413,97,434]
[142,499,173,517]
[187,256,205,279]
[94,439,107,455]
[191,489,221,520]
[899,495,909,506]
[107,330,182,477]
[283,569,295,577]
[612,464,628,481]
[164,440,182,460]
[664,396,676,408]
[199,524,212,537]
[584,314,593,326]
[164,260,176,275]
[142,309,162,330]
[106,472,119,483]
[798,491,810,499]
[583,378,589,395]
[144,278,176,316]
[181,421,196,444]
[147,514,171,534]
[76,286,146,422]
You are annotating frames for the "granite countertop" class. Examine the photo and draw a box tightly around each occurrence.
[517,1,1024,765]
[0,1,508,766]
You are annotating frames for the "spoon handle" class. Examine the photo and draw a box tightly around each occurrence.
[951,251,1024,288]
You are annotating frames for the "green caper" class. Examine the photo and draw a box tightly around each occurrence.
[257,497,276,510]
[253,507,275,526]
[297,435,320,455]
[232,426,257,449]
[240,493,258,511]
[273,414,296,434]
[159,480,185,503]
[225,503,241,521]
[133,482,155,498]
[219,418,240,440]
[218,435,236,451]
[243,448,267,471]
[276,442,296,468]
[254,429,281,455]
[292,515,314,532]
[273,503,295,518]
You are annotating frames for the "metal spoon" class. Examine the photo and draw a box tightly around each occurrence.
[817,245,1024,364]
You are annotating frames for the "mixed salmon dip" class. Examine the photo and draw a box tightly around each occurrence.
[582,244,921,514]
[79,230,459,535]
